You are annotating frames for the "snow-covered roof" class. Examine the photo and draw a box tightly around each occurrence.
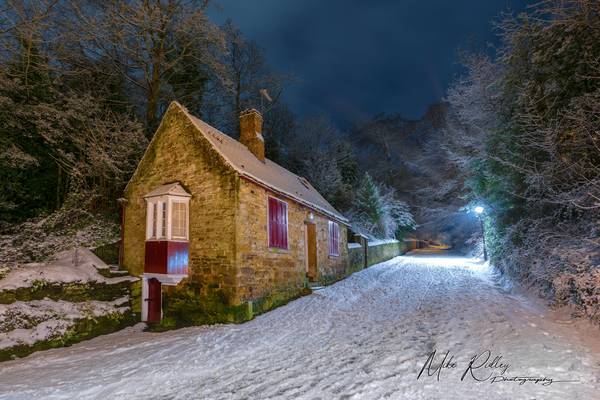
[174,103,347,223]
[144,182,191,199]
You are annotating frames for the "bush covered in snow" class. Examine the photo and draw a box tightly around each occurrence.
[349,173,415,239]
[0,199,119,265]
[445,0,600,325]
[492,216,600,325]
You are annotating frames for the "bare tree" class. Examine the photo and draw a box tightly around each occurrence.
[203,20,292,135]
[59,0,224,135]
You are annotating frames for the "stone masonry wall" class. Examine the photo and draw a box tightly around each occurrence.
[122,103,244,327]
[348,240,406,274]
[366,241,405,266]
[123,102,352,326]
[348,244,365,274]
[235,179,348,313]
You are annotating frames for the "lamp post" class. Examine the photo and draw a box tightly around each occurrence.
[474,206,487,261]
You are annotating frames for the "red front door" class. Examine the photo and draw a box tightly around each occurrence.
[147,278,162,323]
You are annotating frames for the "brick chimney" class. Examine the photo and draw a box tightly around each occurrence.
[239,109,265,162]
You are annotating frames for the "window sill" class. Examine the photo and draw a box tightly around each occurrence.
[269,247,290,254]
[145,238,188,242]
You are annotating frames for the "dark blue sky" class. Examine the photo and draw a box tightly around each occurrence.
[209,1,526,124]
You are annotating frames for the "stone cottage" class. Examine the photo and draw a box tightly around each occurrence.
[121,101,349,326]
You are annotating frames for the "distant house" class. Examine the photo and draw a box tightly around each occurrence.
[122,102,349,326]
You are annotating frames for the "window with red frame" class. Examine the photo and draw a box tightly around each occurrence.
[328,221,340,256]
[268,197,288,249]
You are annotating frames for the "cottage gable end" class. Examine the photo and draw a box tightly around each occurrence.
[124,102,238,198]
[121,101,241,285]
[125,100,346,225]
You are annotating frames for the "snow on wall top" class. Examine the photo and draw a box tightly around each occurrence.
[176,103,348,223]
[367,239,400,246]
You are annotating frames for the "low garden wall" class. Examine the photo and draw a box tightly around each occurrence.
[348,243,366,274]
[367,239,405,266]
[347,238,406,273]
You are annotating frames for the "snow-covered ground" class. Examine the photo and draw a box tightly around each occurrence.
[0,297,130,351]
[0,248,137,356]
[0,248,136,292]
[1,254,600,400]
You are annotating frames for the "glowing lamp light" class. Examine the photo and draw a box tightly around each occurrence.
[474,206,484,214]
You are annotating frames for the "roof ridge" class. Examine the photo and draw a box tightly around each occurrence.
[177,103,348,223]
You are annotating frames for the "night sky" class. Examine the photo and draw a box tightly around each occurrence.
[209,1,527,125]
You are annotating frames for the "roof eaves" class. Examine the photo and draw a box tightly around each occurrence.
[239,173,349,224]
[181,106,349,224]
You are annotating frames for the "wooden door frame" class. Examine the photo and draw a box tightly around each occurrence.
[142,275,162,323]
[305,221,317,281]
[147,278,162,323]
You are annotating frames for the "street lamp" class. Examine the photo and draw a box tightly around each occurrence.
[474,206,487,261]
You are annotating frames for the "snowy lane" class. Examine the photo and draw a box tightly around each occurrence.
[1,255,600,400]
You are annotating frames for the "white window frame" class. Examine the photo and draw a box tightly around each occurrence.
[170,199,189,240]
[145,195,190,241]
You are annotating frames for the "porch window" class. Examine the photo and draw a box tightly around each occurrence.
[171,201,188,239]
[160,202,167,238]
[144,183,190,241]
[268,197,288,249]
[152,203,158,238]
[328,221,340,256]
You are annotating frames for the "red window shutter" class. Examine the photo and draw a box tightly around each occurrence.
[278,202,282,246]
[278,201,283,246]
[269,198,277,248]
[329,221,339,256]
[335,223,338,255]
[328,222,332,255]
[283,203,288,248]
[335,223,339,254]
[331,223,335,255]
[269,197,288,249]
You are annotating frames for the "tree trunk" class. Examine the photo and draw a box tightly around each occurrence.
[146,76,160,137]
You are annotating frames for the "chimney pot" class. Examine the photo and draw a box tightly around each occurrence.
[239,109,265,162]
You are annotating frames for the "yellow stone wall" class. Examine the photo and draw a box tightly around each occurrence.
[122,102,349,325]
[235,179,348,305]
[122,103,240,309]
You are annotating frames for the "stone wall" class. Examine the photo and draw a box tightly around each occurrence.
[367,240,404,266]
[123,102,352,327]
[235,179,348,314]
[348,243,365,274]
[123,103,244,327]
[347,239,406,273]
